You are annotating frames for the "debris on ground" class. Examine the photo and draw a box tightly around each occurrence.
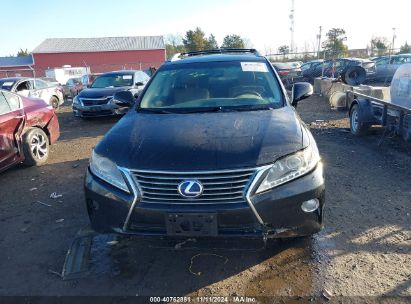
[174,238,196,249]
[20,225,31,233]
[189,253,229,276]
[50,192,63,199]
[33,201,51,207]
[55,219,65,223]
[72,164,79,168]
[322,289,333,300]
[29,187,37,191]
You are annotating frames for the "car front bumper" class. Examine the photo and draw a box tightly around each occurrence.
[72,103,128,117]
[84,163,325,239]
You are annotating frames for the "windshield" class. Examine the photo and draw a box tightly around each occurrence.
[139,61,282,111]
[91,74,134,88]
[0,79,16,91]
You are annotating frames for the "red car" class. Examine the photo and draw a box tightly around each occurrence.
[0,90,60,173]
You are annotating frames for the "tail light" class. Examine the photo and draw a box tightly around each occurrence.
[278,70,290,76]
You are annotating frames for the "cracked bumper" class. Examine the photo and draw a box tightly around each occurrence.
[84,163,325,239]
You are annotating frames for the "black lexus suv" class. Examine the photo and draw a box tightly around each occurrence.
[72,70,149,118]
[85,49,325,240]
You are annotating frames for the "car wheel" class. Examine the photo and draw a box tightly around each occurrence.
[22,128,49,166]
[50,96,59,109]
[350,104,370,136]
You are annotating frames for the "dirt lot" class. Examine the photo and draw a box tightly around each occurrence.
[0,95,410,300]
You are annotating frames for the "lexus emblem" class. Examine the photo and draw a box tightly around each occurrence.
[178,180,204,198]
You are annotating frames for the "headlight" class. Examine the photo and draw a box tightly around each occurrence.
[72,96,80,105]
[256,141,320,194]
[89,150,130,193]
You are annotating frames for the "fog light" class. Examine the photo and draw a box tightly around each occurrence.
[301,199,319,213]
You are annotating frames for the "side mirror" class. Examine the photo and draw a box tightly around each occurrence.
[113,90,135,107]
[135,81,144,86]
[291,82,313,107]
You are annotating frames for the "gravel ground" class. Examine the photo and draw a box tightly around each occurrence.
[0,95,409,300]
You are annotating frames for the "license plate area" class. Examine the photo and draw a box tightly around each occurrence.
[166,213,218,237]
[88,106,103,112]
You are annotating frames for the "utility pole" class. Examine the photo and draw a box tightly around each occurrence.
[289,0,295,54]
[391,27,397,55]
[317,26,322,59]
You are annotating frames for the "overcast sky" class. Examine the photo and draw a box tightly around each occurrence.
[1,0,409,56]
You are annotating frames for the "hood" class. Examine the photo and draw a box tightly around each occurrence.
[78,87,130,98]
[96,107,307,171]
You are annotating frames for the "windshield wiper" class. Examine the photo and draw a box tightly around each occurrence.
[226,105,275,111]
[137,108,177,114]
[180,106,227,113]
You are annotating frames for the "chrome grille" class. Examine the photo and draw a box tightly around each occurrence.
[131,168,257,206]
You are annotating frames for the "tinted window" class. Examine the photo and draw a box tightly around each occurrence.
[140,61,282,110]
[376,57,390,65]
[0,92,11,114]
[393,56,411,64]
[3,91,20,111]
[16,80,32,91]
[301,63,311,71]
[91,74,134,88]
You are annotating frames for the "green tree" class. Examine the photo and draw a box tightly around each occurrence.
[322,28,348,58]
[370,37,389,56]
[17,48,30,57]
[183,27,208,51]
[205,34,218,49]
[165,34,186,59]
[221,34,245,48]
[399,41,411,54]
[278,45,290,55]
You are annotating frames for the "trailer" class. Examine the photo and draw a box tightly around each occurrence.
[346,64,411,142]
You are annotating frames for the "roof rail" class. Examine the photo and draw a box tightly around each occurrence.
[180,48,261,58]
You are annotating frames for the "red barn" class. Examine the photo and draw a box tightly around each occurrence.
[0,56,34,78]
[32,36,166,76]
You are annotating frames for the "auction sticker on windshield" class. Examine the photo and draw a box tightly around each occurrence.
[1,82,14,87]
[241,62,268,73]
[123,75,133,79]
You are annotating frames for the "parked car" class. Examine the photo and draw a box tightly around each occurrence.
[302,58,376,84]
[72,70,149,118]
[300,59,323,73]
[84,49,324,240]
[271,62,303,89]
[0,90,60,173]
[372,54,411,83]
[63,77,82,99]
[0,77,64,109]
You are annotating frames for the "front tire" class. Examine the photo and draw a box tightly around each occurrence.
[50,96,59,110]
[22,128,50,166]
[350,104,370,136]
